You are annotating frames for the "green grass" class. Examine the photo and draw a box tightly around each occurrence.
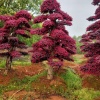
[0,60,6,68]
[73,88,100,100]
[0,57,31,69]
[73,54,86,64]
[12,60,31,66]
[60,68,100,100]
[61,68,82,90]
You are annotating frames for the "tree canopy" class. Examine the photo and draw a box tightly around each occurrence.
[80,0,100,75]
[0,0,42,15]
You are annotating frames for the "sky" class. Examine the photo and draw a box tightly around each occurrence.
[57,0,97,36]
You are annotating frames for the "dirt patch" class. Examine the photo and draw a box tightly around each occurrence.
[1,55,100,99]
[0,69,17,85]
[45,95,67,100]
[83,76,100,90]
[14,63,44,76]
[3,71,67,100]
[95,98,100,100]
[0,59,80,85]
[31,71,67,95]
[0,63,44,85]
[63,60,79,69]
[4,90,67,100]
[3,90,39,100]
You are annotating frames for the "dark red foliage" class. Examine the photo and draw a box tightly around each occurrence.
[95,6,100,14]
[57,10,72,21]
[0,10,32,68]
[48,58,63,69]
[31,0,76,69]
[31,50,49,63]
[40,0,60,13]
[54,46,68,59]
[30,27,48,35]
[92,0,100,5]
[4,19,17,28]
[0,43,10,49]
[86,20,100,31]
[15,29,30,38]
[80,0,100,75]
[0,15,14,22]
[42,20,55,28]
[10,51,21,58]
[48,13,63,21]
[34,15,48,23]
[57,20,72,26]
[15,10,32,21]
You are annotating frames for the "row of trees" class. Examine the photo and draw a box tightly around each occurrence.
[0,0,99,79]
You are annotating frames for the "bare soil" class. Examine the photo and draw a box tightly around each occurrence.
[0,55,100,100]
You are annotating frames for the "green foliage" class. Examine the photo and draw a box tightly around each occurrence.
[73,88,100,100]
[60,68,100,100]
[12,61,31,66]
[0,0,42,15]
[18,34,41,46]
[0,57,31,68]
[0,59,6,68]
[61,68,82,90]
[73,36,82,54]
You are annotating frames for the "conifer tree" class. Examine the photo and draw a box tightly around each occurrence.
[31,0,76,79]
[80,0,100,75]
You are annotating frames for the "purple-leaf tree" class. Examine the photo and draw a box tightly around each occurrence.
[30,0,76,79]
[80,0,100,75]
[0,10,32,73]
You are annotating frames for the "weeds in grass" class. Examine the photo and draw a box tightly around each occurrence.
[73,88,100,100]
[0,67,100,100]
[12,61,31,66]
[60,68,100,100]
[0,60,6,68]
[0,71,47,95]
[73,55,86,64]
[0,58,31,69]
[61,68,82,90]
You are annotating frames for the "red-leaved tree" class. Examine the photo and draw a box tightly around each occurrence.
[80,0,100,75]
[0,10,32,73]
[30,0,76,79]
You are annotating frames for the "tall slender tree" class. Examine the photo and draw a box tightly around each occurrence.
[31,0,76,79]
[80,0,100,75]
[0,10,32,73]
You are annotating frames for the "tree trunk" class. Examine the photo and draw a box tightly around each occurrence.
[43,61,54,80]
[4,56,12,75]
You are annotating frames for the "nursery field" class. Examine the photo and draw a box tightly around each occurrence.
[0,0,100,100]
[0,54,100,100]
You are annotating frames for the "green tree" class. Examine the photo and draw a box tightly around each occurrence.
[0,0,42,15]
[73,36,82,54]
